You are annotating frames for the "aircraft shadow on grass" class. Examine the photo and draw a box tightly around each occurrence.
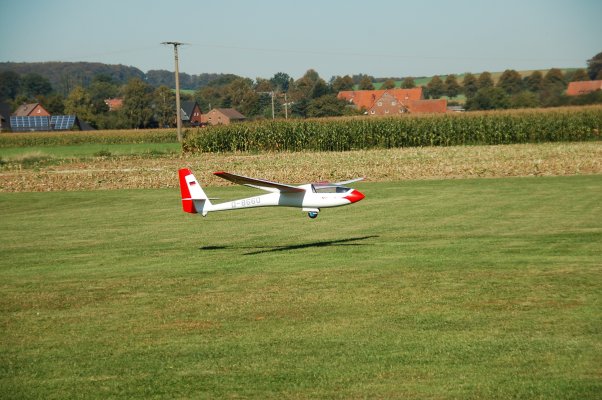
[199,235,379,255]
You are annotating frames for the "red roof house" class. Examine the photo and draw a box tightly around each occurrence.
[13,103,50,117]
[339,87,447,115]
[566,80,602,96]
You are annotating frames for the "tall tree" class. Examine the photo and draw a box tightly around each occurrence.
[154,85,175,128]
[462,73,478,98]
[523,71,543,93]
[64,86,94,122]
[0,71,21,100]
[87,76,119,114]
[444,74,461,98]
[540,68,566,107]
[270,72,292,92]
[497,69,523,95]
[358,76,375,90]
[426,75,444,99]
[306,94,347,118]
[477,71,494,89]
[568,69,590,82]
[224,77,259,116]
[381,79,396,89]
[586,51,602,80]
[465,87,509,110]
[121,78,154,128]
[331,75,355,92]
[21,73,53,99]
[400,77,416,89]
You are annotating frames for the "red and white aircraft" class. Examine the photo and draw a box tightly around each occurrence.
[178,168,365,218]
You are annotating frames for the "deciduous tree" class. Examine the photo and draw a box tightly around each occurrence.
[64,86,94,122]
[331,75,354,92]
[462,73,478,98]
[154,85,175,128]
[497,69,523,95]
[444,74,461,98]
[465,87,508,110]
[523,71,543,93]
[358,76,374,90]
[426,75,444,99]
[586,51,602,80]
[477,71,494,89]
[121,78,154,128]
[381,79,396,89]
[401,77,416,89]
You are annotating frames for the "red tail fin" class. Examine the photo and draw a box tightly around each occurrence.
[178,168,197,213]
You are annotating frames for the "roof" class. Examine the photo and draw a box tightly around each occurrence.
[104,98,123,111]
[407,99,448,114]
[13,103,46,116]
[338,88,423,110]
[212,108,246,119]
[181,101,199,116]
[566,80,602,96]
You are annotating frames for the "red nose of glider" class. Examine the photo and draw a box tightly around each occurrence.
[345,189,365,203]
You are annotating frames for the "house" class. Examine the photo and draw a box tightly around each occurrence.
[104,98,123,111]
[202,108,246,126]
[338,87,447,116]
[13,103,50,117]
[566,80,602,96]
[181,101,203,126]
[338,88,423,111]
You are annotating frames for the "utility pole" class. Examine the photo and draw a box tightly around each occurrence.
[162,41,184,142]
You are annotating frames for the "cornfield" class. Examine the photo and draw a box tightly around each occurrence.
[183,106,602,153]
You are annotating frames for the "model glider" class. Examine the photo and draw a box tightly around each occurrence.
[178,168,365,218]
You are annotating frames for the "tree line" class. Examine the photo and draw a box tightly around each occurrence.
[0,52,600,129]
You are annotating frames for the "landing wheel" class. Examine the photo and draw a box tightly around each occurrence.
[308,212,318,219]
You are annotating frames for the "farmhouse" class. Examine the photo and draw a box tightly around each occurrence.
[337,87,447,116]
[566,80,602,96]
[181,101,203,126]
[202,108,246,126]
[13,103,50,117]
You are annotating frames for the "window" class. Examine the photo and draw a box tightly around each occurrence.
[377,101,382,106]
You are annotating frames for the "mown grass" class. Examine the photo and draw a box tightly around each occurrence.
[1,176,600,399]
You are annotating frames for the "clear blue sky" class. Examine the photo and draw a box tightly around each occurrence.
[1,0,600,80]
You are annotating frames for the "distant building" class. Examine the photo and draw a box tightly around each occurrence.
[104,98,124,111]
[13,103,50,117]
[337,87,447,116]
[566,80,602,96]
[181,101,203,126]
[202,108,246,126]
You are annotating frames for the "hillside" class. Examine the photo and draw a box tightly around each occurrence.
[0,62,234,94]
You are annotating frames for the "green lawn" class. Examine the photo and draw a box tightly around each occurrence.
[1,176,601,399]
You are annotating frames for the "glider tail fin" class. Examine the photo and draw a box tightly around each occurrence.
[178,168,213,215]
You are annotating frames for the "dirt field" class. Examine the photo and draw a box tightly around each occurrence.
[1,142,601,192]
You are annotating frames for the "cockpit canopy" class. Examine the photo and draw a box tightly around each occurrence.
[312,184,351,194]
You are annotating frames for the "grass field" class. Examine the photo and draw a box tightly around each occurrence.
[1,175,601,398]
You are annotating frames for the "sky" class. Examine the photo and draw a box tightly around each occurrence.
[1,0,601,80]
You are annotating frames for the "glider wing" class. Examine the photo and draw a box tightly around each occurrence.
[214,171,306,193]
